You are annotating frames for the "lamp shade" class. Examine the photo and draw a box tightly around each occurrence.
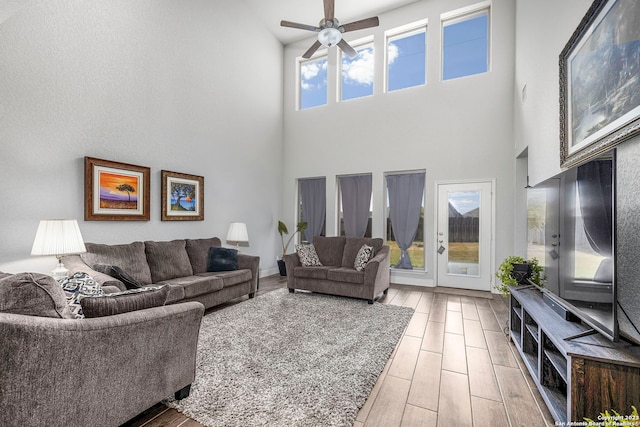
[226,222,249,244]
[31,219,87,256]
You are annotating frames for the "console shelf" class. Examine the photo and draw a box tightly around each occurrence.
[509,287,640,424]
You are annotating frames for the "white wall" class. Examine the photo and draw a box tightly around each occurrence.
[282,0,516,287]
[0,0,284,275]
[513,0,592,186]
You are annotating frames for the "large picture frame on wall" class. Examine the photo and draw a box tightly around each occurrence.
[84,157,151,221]
[161,170,204,221]
[559,0,640,168]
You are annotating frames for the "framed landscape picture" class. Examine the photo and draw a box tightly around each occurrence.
[85,157,150,221]
[559,0,640,167]
[161,170,204,221]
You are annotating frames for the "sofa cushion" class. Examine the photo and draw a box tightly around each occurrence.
[186,237,222,274]
[82,242,153,285]
[207,247,238,272]
[354,244,374,271]
[295,243,322,266]
[198,269,252,288]
[341,238,384,268]
[0,272,74,319]
[92,263,142,289]
[312,236,346,266]
[292,266,332,280]
[158,275,224,299]
[145,240,194,283]
[80,286,169,318]
[327,267,365,284]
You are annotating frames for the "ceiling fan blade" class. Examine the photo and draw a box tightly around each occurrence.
[341,16,379,33]
[302,40,323,59]
[323,0,335,21]
[280,20,320,32]
[338,39,358,59]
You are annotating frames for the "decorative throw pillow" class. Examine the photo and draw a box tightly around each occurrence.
[59,272,104,319]
[80,285,168,318]
[0,272,73,319]
[295,244,323,267]
[354,244,374,272]
[92,263,142,289]
[207,247,238,272]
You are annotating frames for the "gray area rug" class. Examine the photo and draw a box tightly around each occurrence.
[166,289,414,427]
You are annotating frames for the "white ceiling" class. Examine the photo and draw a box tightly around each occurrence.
[243,0,422,45]
[0,0,420,45]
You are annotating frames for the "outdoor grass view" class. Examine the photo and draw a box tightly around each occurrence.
[386,212,425,270]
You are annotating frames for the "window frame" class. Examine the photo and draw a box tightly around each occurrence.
[384,19,428,93]
[338,36,375,103]
[297,49,329,111]
[440,1,491,82]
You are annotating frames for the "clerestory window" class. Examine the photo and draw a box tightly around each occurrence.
[442,4,490,81]
[386,21,427,92]
[299,53,328,110]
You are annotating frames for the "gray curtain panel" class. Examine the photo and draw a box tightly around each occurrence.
[386,173,425,269]
[300,177,326,242]
[340,175,372,238]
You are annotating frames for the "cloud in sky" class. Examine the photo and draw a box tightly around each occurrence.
[342,47,375,85]
[388,42,399,66]
[301,59,328,90]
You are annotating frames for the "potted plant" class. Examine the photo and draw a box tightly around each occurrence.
[277,220,307,276]
[494,255,545,296]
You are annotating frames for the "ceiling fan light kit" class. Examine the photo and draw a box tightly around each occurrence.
[281,0,379,59]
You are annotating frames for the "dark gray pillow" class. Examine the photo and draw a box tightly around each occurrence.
[79,286,169,318]
[0,272,73,319]
[92,263,142,289]
[207,247,238,272]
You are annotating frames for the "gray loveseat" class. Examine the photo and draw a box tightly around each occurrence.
[284,236,390,303]
[63,237,259,310]
[0,272,204,427]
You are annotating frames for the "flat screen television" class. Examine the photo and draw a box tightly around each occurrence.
[527,150,616,341]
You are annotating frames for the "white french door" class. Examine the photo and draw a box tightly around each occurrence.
[436,181,494,291]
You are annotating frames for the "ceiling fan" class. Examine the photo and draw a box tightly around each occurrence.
[280,0,380,59]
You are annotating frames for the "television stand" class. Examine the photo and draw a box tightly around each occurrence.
[509,286,640,424]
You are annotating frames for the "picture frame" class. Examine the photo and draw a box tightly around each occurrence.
[161,170,204,221]
[85,157,151,221]
[559,0,640,167]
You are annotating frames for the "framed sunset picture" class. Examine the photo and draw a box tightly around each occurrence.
[161,170,204,221]
[84,157,150,221]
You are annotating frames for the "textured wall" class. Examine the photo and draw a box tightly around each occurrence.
[0,0,284,275]
[615,135,640,344]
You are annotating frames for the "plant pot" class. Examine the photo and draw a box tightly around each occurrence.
[510,263,532,285]
[277,259,287,276]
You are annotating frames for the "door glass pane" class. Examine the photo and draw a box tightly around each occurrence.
[447,191,480,275]
[527,188,547,266]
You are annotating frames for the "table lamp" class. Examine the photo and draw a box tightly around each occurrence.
[31,219,87,281]
[226,222,249,252]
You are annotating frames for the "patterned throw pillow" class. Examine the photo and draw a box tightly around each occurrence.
[59,272,104,319]
[295,244,323,267]
[354,244,374,272]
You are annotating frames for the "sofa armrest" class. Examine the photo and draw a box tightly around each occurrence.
[364,245,391,296]
[61,254,127,291]
[237,254,260,294]
[283,253,301,288]
[0,302,204,427]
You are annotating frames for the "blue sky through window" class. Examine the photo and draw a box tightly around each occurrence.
[341,45,374,101]
[388,30,426,92]
[300,57,327,110]
[443,13,488,80]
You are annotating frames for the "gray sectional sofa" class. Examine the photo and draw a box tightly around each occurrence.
[0,271,204,427]
[63,237,260,310]
[284,236,390,303]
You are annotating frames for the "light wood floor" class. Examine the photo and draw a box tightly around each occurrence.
[123,276,555,427]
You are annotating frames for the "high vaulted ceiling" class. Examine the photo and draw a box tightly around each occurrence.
[0,0,421,44]
[243,0,421,44]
